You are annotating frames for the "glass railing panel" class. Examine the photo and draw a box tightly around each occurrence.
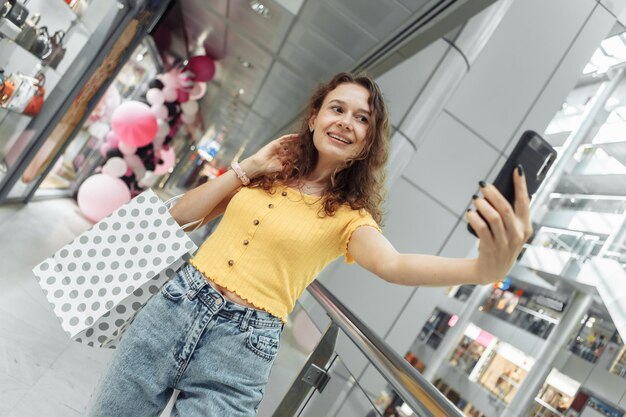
[298,355,424,417]
[264,284,466,417]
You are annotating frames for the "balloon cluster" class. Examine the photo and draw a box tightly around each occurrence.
[77,55,216,222]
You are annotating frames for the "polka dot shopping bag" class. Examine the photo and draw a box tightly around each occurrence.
[32,189,200,348]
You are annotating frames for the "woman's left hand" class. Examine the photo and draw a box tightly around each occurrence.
[467,167,533,285]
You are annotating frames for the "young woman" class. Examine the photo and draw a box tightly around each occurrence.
[88,72,532,417]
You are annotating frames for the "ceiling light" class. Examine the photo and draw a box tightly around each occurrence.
[238,88,245,96]
[249,0,271,18]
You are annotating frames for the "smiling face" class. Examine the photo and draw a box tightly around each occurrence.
[308,82,371,167]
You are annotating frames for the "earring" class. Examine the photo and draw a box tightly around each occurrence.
[309,127,314,133]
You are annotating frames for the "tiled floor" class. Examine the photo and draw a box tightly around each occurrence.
[0,197,315,417]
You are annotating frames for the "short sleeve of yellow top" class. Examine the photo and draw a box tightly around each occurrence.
[189,185,381,323]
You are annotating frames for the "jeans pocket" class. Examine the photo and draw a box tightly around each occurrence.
[246,326,280,361]
[160,273,188,301]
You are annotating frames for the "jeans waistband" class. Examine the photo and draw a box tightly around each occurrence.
[179,262,283,330]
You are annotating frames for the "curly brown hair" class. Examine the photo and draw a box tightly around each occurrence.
[250,72,391,224]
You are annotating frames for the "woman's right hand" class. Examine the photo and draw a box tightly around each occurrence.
[241,133,299,178]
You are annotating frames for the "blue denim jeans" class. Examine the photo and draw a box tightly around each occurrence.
[88,262,283,417]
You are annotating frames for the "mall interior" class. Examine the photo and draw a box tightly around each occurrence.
[1,0,626,416]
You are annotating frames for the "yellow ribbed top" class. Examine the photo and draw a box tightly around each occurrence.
[189,185,381,322]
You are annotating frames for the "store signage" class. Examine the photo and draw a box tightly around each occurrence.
[535,295,565,312]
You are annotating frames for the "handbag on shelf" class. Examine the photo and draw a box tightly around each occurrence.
[32,190,203,348]
[14,12,39,51]
[0,15,20,39]
[3,72,44,116]
[0,0,12,17]
[5,0,28,28]
[29,25,51,59]
[0,68,15,106]
[43,29,65,69]
[22,72,44,116]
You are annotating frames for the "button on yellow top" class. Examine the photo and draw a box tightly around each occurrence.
[228,259,234,266]
[253,219,260,225]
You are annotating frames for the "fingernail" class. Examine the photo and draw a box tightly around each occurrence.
[472,194,478,200]
[479,181,487,188]
[517,164,524,176]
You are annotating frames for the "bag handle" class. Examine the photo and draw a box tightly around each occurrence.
[164,193,205,232]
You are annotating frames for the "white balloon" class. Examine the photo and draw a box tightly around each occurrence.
[180,112,195,125]
[102,157,128,177]
[118,141,137,155]
[163,87,177,102]
[146,88,165,106]
[151,104,168,120]
[181,100,199,115]
[157,119,169,137]
[124,154,146,180]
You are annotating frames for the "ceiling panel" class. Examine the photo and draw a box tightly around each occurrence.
[298,1,378,59]
[227,0,295,54]
[396,0,432,13]
[262,61,316,106]
[323,0,412,40]
[226,30,274,71]
[253,84,301,127]
[203,0,228,16]
[279,42,339,84]
[282,24,354,77]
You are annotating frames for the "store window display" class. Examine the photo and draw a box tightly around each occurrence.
[35,38,163,199]
[0,0,125,195]
[568,311,615,364]
[417,308,456,350]
[448,323,494,375]
[432,379,487,417]
[476,342,535,404]
[528,368,580,417]
[479,283,565,339]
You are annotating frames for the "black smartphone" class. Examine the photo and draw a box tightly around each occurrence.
[468,130,557,237]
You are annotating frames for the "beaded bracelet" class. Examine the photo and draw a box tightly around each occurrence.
[230,161,250,185]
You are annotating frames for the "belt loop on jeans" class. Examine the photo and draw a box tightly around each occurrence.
[239,309,254,332]
[182,263,204,299]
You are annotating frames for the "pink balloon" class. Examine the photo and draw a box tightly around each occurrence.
[188,55,216,82]
[77,174,131,223]
[111,101,158,148]
[146,88,165,106]
[163,87,178,103]
[177,89,190,103]
[154,146,176,175]
[159,72,180,90]
[151,104,168,120]
[189,81,207,100]
[100,143,111,157]
[106,131,119,148]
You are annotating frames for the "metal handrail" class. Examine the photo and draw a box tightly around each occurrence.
[306,280,465,417]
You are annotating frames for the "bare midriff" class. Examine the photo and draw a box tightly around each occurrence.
[205,276,258,310]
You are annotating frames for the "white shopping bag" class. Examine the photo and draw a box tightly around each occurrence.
[32,189,199,348]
